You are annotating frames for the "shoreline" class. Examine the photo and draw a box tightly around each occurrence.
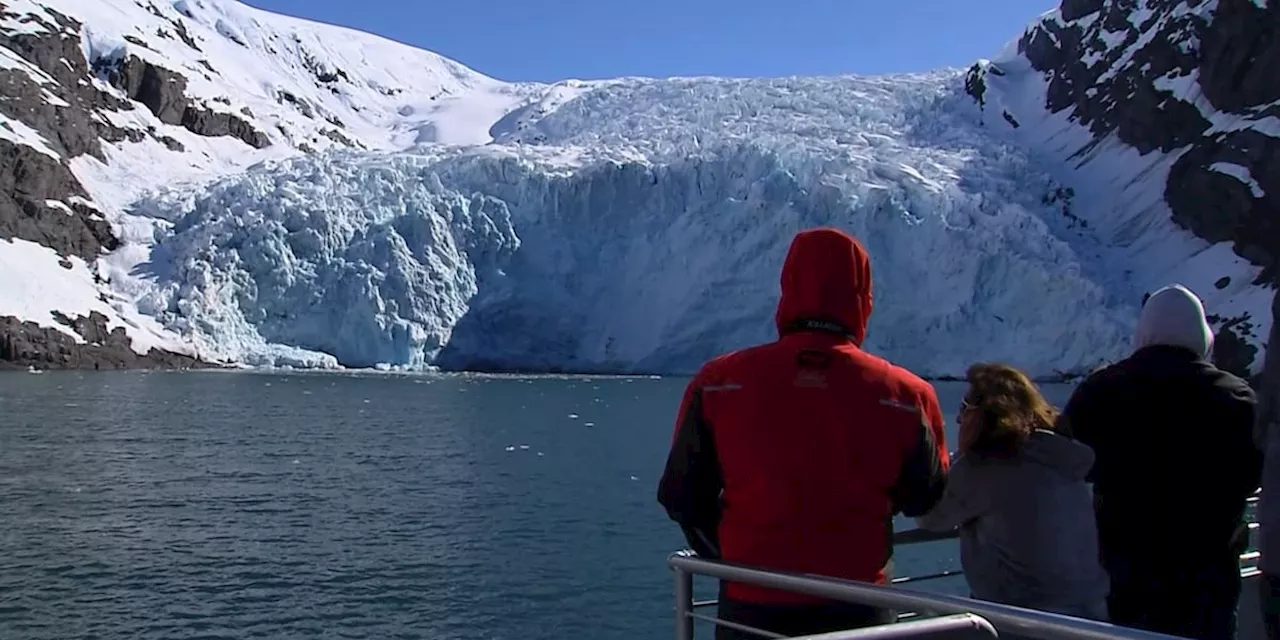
[0,360,1092,384]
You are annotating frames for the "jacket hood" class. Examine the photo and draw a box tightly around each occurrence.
[1133,284,1214,358]
[774,228,873,345]
[1021,430,1095,480]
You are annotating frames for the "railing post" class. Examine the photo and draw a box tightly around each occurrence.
[675,565,695,640]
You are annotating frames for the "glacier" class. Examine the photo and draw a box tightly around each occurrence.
[3,0,1269,376]
[128,72,1137,376]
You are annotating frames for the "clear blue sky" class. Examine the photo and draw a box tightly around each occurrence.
[242,0,1053,83]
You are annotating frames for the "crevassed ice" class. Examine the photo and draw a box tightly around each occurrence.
[133,152,520,370]
[131,72,1134,376]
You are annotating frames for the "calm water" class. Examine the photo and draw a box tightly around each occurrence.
[0,371,1076,640]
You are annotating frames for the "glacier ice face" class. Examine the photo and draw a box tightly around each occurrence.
[134,153,521,369]
[131,73,1139,376]
[5,0,1271,375]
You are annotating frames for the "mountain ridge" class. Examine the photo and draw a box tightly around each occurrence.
[964,0,1278,378]
[0,0,1275,379]
[0,0,548,368]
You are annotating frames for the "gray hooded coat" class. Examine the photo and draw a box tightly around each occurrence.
[915,430,1109,620]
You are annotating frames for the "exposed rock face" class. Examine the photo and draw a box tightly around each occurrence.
[98,54,270,148]
[1256,289,1280,435]
[1019,0,1279,278]
[967,0,1279,380]
[0,5,274,368]
[0,7,125,262]
[0,312,212,370]
[0,139,118,261]
[0,5,273,258]
[1020,0,1279,278]
[1207,311,1259,381]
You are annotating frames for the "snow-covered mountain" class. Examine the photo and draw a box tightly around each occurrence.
[0,0,544,367]
[0,0,1274,378]
[967,0,1278,378]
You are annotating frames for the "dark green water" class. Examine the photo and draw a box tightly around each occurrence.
[0,370,1074,640]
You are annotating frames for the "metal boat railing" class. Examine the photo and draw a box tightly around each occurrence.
[670,492,1262,640]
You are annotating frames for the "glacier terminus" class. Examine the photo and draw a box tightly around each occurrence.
[0,0,1274,377]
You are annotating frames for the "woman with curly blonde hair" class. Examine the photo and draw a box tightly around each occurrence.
[916,362,1108,620]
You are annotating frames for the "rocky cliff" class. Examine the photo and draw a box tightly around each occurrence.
[965,0,1278,380]
[0,3,269,367]
[0,0,521,369]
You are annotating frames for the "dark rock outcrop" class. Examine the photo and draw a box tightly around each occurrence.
[322,127,357,148]
[0,28,129,158]
[1207,312,1261,381]
[1198,3,1280,113]
[0,7,130,261]
[0,140,117,261]
[0,312,215,370]
[1167,128,1280,282]
[300,44,350,86]
[1005,0,1279,278]
[1017,3,1214,155]
[971,0,1280,376]
[1256,289,1280,431]
[179,104,271,148]
[0,5,272,368]
[99,54,271,148]
[0,3,273,268]
[276,89,315,119]
[1061,0,1105,22]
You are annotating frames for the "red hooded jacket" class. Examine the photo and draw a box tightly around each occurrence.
[657,227,950,605]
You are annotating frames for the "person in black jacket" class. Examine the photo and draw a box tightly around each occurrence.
[1059,284,1262,640]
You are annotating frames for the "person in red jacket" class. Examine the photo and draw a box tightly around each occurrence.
[657,227,950,640]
